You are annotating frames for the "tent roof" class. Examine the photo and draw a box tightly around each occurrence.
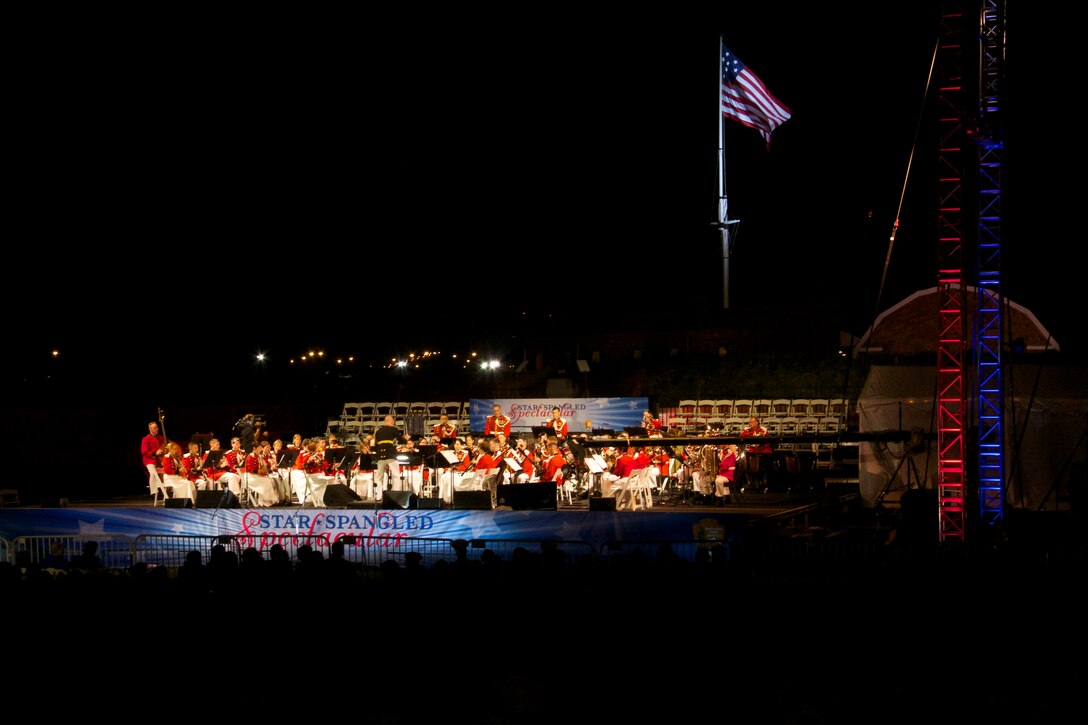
[854,285,1059,357]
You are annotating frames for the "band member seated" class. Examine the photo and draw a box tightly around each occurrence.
[449,439,473,495]
[223,437,248,497]
[433,413,458,441]
[398,435,423,495]
[509,436,535,483]
[300,438,335,506]
[545,406,569,439]
[715,445,738,504]
[739,416,773,491]
[484,405,510,437]
[472,438,504,508]
[162,441,196,501]
[244,440,283,506]
[182,441,206,489]
[642,410,663,437]
[541,442,567,485]
[349,439,376,500]
[204,438,241,495]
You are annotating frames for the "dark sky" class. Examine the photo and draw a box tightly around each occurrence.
[7,5,1081,392]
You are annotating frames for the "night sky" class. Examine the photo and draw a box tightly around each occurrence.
[7,5,1080,397]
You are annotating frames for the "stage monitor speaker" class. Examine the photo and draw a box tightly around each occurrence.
[589,496,617,512]
[324,484,362,506]
[496,482,557,511]
[416,497,443,510]
[453,490,492,510]
[195,490,239,508]
[165,497,194,508]
[382,490,415,509]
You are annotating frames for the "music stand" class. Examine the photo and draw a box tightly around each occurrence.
[418,445,439,497]
[593,428,616,437]
[623,427,646,437]
[190,432,213,453]
[531,426,552,438]
[202,449,225,486]
[330,452,356,484]
[277,448,299,469]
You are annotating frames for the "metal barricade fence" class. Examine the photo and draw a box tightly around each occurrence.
[753,535,880,568]
[193,535,595,570]
[460,539,598,566]
[13,534,135,569]
[601,540,731,564]
[133,534,245,568]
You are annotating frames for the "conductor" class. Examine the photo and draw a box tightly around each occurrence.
[372,415,404,492]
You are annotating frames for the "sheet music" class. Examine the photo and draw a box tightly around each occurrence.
[439,449,459,465]
[584,457,606,474]
[592,453,608,469]
[503,457,522,472]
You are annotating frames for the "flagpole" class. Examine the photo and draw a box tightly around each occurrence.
[718,35,731,310]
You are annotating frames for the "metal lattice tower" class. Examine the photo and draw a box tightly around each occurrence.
[975,0,1006,527]
[936,2,968,542]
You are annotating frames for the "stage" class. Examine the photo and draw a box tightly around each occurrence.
[0,483,863,570]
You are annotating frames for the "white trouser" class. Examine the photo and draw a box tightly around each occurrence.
[350,471,376,499]
[163,474,195,501]
[244,474,282,506]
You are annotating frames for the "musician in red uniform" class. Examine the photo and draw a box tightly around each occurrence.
[433,413,458,441]
[472,438,505,508]
[452,439,472,473]
[642,410,663,437]
[182,441,206,488]
[545,406,569,439]
[484,404,511,437]
[714,445,738,504]
[223,437,248,497]
[244,440,283,506]
[541,442,567,483]
[141,421,166,490]
[203,438,241,494]
[739,416,772,491]
[510,436,535,482]
[161,440,196,501]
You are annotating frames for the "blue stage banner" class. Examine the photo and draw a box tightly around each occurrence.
[467,397,649,433]
[0,508,745,562]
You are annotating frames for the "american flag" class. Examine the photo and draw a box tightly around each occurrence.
[721,44,791,147]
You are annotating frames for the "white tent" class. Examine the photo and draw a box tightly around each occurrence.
[858,365,1087,511]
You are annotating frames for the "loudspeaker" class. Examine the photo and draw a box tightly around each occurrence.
[165,497,193,508]
[589,496,617,512]
[496,483,557,511]
[323,484,362,506]
[195,490,239,508]
[416,497,443,510]
[382,490,415,509]
[453,490,492,510]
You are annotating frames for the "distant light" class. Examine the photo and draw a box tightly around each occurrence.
[317,351,324,357]
[335,358,342,364]
[256,352,266,362]
[51,350,60,358]
[348,356,354,362]
[290,359,296,364]
[470,351,477,358]
[397,361,408,368]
